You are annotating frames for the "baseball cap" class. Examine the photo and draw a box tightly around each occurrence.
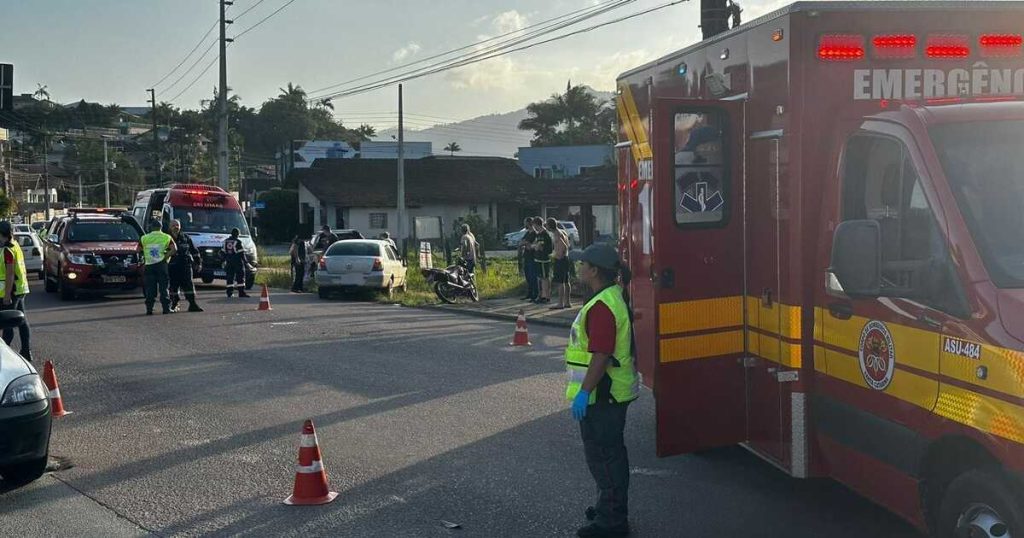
[570,244,620,271]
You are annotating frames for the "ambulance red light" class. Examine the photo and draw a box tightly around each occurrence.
[979,34,1023,57]
[872,34,916,58]
[818,34,865,61]
[925,35,970,58]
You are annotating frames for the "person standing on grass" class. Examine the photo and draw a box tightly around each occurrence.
[0,222,32,361]
[549,217,573,310]
[289,235,307,293]
[520,217,539,302]
[459,223,479,274]
[532,216,554,304]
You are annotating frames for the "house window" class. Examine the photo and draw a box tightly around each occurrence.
[534,167,553,179]
[369,212,388,229]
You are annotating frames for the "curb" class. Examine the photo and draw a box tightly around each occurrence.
[412,304,573,329]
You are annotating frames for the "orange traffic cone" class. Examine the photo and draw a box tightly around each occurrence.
[283,419,338,506]
[257,284,272,311]
[42,360,71,418]
[509,309,532,346]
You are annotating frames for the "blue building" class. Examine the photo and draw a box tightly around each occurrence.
[516,145,613,179]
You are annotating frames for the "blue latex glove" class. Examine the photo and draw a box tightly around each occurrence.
[571,390,590,421]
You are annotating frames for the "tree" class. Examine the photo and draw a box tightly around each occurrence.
[0,191,17,218]
[443,142,462,156]
[518,84,616,147]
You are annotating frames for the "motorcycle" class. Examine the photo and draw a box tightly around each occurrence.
[422,257,479,304]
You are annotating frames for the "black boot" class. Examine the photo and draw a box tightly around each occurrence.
[20,350,32,362]
[238,290,250,298]
[188,302,204,312]
[576,522,630,538]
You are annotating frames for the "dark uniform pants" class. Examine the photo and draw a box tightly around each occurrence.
[1,294,30,354]
[168,263,196,306]
[291,262,306,292]
[580,400,631,528]
[144,261,170,311]
[225,260,245,295]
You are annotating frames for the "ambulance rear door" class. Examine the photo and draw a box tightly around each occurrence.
[652,99,748,455]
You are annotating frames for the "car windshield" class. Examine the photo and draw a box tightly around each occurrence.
[931,120,1024,287]
[66,221,140,242]
[326,242,381,257]
[177,207,249,235]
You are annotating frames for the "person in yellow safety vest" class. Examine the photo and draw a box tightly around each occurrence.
[139,219,177,315]
[0,222,32,361]
[566,243,639,538]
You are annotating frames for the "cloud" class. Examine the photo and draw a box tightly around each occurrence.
[491,10,529,34]
[392,42,422,62]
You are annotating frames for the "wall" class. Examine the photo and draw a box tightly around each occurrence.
[516,145,613,179]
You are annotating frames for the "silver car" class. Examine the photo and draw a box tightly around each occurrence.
[0,311,50,484]
[315,240,407,298]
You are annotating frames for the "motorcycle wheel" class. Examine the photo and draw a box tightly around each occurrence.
[469,282,480,302]
[434,281,458,304]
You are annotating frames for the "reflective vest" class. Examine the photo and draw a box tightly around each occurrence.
[0,242,29,298]
[140,231,172,265]
[565,284,639,405]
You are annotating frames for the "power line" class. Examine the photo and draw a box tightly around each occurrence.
[305,0,629,99]
[313,0,685,101]
[233,0,298,40]
[161,40,219,96]
[234,0,269,20]
[150,21,219,89]
[167,54,220,105]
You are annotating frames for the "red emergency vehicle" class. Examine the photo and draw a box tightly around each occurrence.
[617,2,1024,535]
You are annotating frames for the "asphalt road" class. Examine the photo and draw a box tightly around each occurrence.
[0,280,924,537]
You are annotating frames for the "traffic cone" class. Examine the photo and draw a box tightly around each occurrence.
[283,419,338,506]
[42,360,71,418]
[509,309,532,346]
[257,284,272,311]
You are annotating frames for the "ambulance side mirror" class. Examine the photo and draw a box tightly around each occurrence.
[828,220,881,298]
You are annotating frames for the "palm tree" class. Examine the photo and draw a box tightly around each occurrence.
[318,98,334,111]
[444,142,462,156]
[354,124,376,141]
[33,84,50,102]
[278,83,307,106]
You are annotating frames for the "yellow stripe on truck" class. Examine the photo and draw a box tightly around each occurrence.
[659,296,743,335]
[616,83,652,161]
[660,330,744,363]
[936,383,1024,444]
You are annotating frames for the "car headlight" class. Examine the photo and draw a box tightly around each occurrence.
[1,374,47,406]
[67,254,89,265]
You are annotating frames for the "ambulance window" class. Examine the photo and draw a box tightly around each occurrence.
[673,111,727,225]
[841,134,963,313]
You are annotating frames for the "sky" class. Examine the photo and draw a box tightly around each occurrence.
[1,0,786,128]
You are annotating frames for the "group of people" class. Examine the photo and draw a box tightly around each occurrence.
[520,216,574,309]
[139,219,251,315]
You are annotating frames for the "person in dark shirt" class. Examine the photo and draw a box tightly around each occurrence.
[168,219,203,312]
[532,217,554,304]
[315,225,339,251]
[223,228,249,298]
[520,217,539,301]
[289,235,308,293]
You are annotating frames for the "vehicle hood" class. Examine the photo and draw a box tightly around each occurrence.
[66,241,139,254]
[187,233,255,250]
[996,289,1024,344]
[0,343,33,392]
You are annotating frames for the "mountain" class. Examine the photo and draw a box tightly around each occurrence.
[376,88,616,158]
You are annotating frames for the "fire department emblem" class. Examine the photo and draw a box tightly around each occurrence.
[858,320,895,391]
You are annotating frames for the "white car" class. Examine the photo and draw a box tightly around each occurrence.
[316,239,407,298]
[13,224,32,235]
[558,221,580,246]
[14,233,43,278]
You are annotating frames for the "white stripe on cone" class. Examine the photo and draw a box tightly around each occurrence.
[49,388,61,399]
[300,434,317,448]
[296,459,324,474]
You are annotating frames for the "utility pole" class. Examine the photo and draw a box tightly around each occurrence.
[397,84,406,252]
[42,135,50,220]
[148,88,160,186]
[217,0,234,190]
[103,137,110,207]
[77,173,82,208]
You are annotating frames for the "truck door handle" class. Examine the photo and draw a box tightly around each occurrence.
[828,301,853,320]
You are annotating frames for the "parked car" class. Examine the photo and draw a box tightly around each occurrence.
[558,221,580,246]
[0,310,50,485]
[503,229,527,249]
[14,232,43,278]
[307,229,364,270]
[29,222,47,233]
[41,209,144,300]
[316,239,407,298]
[13,224,31,235]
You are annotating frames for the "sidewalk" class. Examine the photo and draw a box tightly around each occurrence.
[433,296,580,328]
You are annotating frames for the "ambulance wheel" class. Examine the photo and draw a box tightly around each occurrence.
[938,469,1023,538]
[201,276,214,284]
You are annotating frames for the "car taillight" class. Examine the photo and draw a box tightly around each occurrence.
[818,34,865,61]
[318,257,327,270]
[372,258,383,272]
[926,34,970,59]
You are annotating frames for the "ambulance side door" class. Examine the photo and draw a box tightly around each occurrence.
[819,122,955,481]
[652,99,747,456]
